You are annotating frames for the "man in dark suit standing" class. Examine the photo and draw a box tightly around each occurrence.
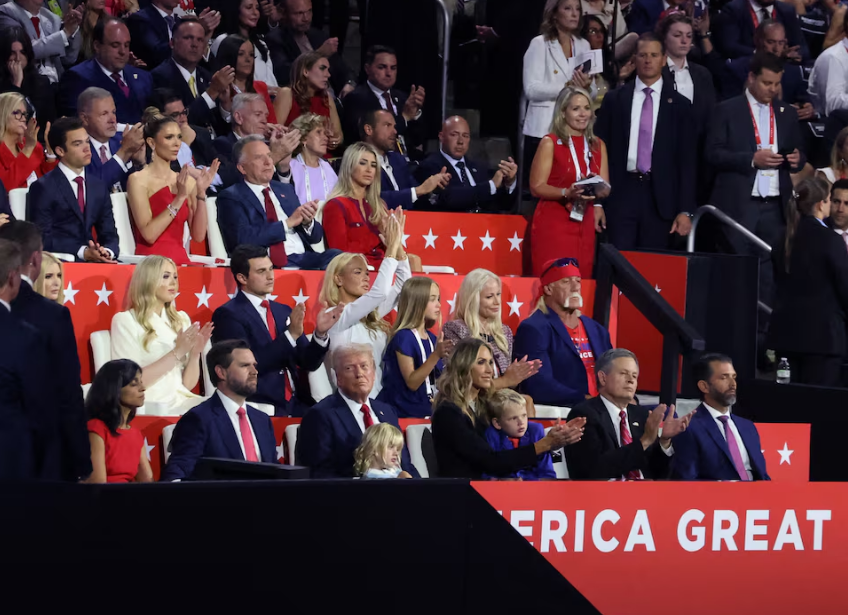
[595,32,696,250]
[360,109,449,210]
[299,343,419,478]
[715,0,809,62]
[126,0,178,68]
[341,45,426,153]
[672,353,769,480]
[565,348,693,480]
[162,340,279,481]
[217,136,339,269]
[415,115,517,212]
[0,222,91,482]
[28,117,119,262]
[706,52,805,309]
[58,18,154,125]
[212,245,342,416]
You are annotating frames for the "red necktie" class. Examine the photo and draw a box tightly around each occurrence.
[30,16,41,38]
[619,410,642,480]
[382,91,394,114]
[236,407,259,462]
[260,299,292,401]
[112,72,130,98]
[74,176,85,213]
[263,187,288,267]
[361,404,374,429]
[509,437,521,449]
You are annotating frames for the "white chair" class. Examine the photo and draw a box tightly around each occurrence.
[405,424,432,478]
[285,423,299,465]
[162,424,176,463]
[421,265,456,274]
[544,426,570,479]
[200,340,274,415]
[308,363,334,404]
[205,197,230,264]
[8,188,27,220]
[248,402,275,416]
[81,383,92,398]
[534,405,571,420]
[90,330,112,374]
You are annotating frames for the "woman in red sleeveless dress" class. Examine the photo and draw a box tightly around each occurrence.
[530,86,610,279]
[127,109,218,265]
[274,52,343,154]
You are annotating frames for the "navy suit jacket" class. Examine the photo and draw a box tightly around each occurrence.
[626,0,666,34]
[513,310,612,407]
[380,150,419,210]
[216,179,324,255]
[211,291,328,415]
[672,404,770,480]
[85,134,129,190]
[340,83,424,149]
[0,177,11,220]
[715,0,810,62]
[151,60,221,134]
[28,167,120,259]
[414,152,510,212]
[161,392,278,481]
[127,5,172,68]
[57,59,154,124]
[298,392,419,478]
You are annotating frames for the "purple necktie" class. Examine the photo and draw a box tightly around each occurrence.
[717,415,750,481]
[636,87,653,173]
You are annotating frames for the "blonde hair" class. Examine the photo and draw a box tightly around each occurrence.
[390,277,437,340]
[34,252,64,304]
[550,87,596,146]
[127,255,184,351]
[453,268,508,354]
[320,252,390,337]
[327,142,388,227]
[353,423,405,476]
[291,112,328,156]
[434,337,494,424]
[831,126,848,174]
[0,92,26,140]
[487,389,526,423]
[540,0,583,40]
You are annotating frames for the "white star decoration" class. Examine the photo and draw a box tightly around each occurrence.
[276,441,286,461]
[144,437,155,462]
[654,284,662,293]
[63,281,79,305]
[401,233,410,248]
[94,283,113,306]
[447,292,457,314]
[480,231,495,251]
[507,232,523,252]
[778,442,794,465]
[451,230,466,250]
[423,228,438,249]
[293,289,309,305]
[507,295,523,317]
[194,285,213,308]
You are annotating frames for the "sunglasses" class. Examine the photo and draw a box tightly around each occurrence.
[542,257,580,277]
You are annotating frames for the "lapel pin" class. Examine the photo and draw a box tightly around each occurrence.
[557,138,563,145]
[667,98,672,104]
[133,74,137,80]
[780,106,784,112]
[472,168,477,173]
[633,422,640,427]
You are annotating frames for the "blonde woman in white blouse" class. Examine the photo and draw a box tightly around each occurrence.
[319,210,411,395]
[110,256,213,415]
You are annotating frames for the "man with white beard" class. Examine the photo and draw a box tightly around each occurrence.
[513,258,612,407]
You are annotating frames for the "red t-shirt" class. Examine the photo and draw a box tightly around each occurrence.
[567,320,598,397]
[87,418,143,483]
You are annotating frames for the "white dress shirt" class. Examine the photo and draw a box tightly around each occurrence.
[57,163,115,260]
[703,403,753,480]
[89,134,130,174]
[626,77,663,172]
[0,299,9,312]
[339,390,380,433]
[745,89,780,197]
[440,150,516,195]
[599,394,674,480]
[216,389,262,462]
[368,80,398,115]
[667,57,693,102]
[244,181,313,256]
[809,38,848,116]
[24,7,70,83]
[95,59,126,90]
[240,289,303,349]
[749,0,774,24]
[174,61,218,111]
[379,153,418,202]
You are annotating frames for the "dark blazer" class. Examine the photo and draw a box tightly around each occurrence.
[151,60,221,134]
[715,0,810,62]
[595,78,697,220]
[28,167,119,259]
[768,216,848,356]
[564,396,672,480]
[414,152,510,212]
[380,150,420,210]
[0,177,11,220]
[211,290,328,415]
[706,94,805,218]
[723,56,808,104]
[85,134,129,189]
[671,404,770,480]
[12,282,91,481]
[298,392,418,478]
[513,311,612,407]
[340,83,424,150]
[212,131,238,162]
[265,26,350,94]
[216,179,323,255]
[161,392,278,481]
[626,0,666,35]
[126,5,172,68]
[57,60,154,124]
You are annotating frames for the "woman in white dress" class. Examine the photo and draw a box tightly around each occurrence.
[289,113,339,205]
[110,255,213,415]
[319,210,410,395]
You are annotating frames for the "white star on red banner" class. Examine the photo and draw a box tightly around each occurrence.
[293,289,309,305]
[480,231,495,251]
[508,232,523,252]
[423,228,438,249]
[195,285,213,308]
[276,441,286,461]
[507,295,523,316]
[63,281,79,305]
[778,442,794,465]
[447,292,457,314]
[94,283,113,306]
[144,437,155,462]
[451,230,466,250]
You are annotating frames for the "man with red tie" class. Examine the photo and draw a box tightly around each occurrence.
[162,340,279,481]
[299,343,419,478]
[564,348,693,480]
[211,244,342,416]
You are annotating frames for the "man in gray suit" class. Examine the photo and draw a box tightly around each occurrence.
[0,0,82,83]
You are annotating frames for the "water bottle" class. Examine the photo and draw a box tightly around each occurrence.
[776,358,791,384]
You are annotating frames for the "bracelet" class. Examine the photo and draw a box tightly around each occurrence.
[196,196,207,201]
[167,204,178,218]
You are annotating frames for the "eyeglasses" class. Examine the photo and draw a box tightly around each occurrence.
[541,257,580,277]
[11,109,29,121]
[167,109,189,120]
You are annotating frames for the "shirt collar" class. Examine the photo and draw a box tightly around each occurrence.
[816,217,828,227]
[21,274,33,288]
[216,389,245,416]
[744,88,769,109]
[95,59,122,81]
[339,389,373,412]
[600,393,629,414]
[240,289,268,309]
[666,56,689,72]
[367,80,391,99]
[703,402,732,419]
[153,3,172,19]
[173,61,196,82]
[23,8,38,18]
[89,135,108,150]
[634,76,663,96]
[441,149,466,166]
[57,162,85,182]
[245,180,272,199]
[379,153,391,167]
[750,0,770,15]
[0,299,9,312]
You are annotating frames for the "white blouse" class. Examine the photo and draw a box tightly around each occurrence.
[325,257,411,396]
[110,309,204,416]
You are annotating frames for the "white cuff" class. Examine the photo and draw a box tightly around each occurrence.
[660,442,674,457]
[77,245,86,260]
[284,330,297,347]
[114,155,129,173]
[202,92,216,109]
[488,180,496,195]
[303,221,314,234]
[507,178,517,194]
[410,187,418,203]
[313,332,329,347]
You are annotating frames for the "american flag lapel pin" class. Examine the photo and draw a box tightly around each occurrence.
[133,74,137,80]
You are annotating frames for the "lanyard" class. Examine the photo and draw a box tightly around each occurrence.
[747,99,775,149]
[748,2,772,28]
[567,136,591,181]
[297,154,329,201]
[413,331,436,397]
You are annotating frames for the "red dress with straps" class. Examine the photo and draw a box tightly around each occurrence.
[530,133,603,279]
[133,186,191,265]
[286,94,331,125]
[322,196,385,267]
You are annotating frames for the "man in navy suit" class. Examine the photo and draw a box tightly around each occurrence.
[217,136,340,269]
[360,109,449,210]
[28,117,119,262]
[0,222,91,482]
[0,177,12,223]
[415,115,517,212]
[514,258,612,407]
[595,33,696,250]
[299,343,419,478]
[211,244,342,416]
[162,340,279,481]
[58,18,154,125]
[126,0,177,68]
[715,0,809,62]
[672,353,770,480]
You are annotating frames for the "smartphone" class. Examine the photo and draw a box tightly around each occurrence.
[579,59,592,73]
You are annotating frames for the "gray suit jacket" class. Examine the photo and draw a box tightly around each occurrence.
[0,2,80,80]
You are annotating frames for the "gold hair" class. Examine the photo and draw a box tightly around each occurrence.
[320,252,389,338]
[390,277,437,341]
[326,142,388,227]
[550,86,596,146]
[487,388,527,423]
[127,255,183,351]
[454,268,508,354]
[34,252,64,304]
[540,0,583,40]
[0,92,26,141]
[433,337,493,424]
[353,423,405,476]
[290,112,329,156]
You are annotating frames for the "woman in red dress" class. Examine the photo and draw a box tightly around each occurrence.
[0,92,57,191]
[530,86,610,279]
[274,51,343,154]
[127,108,218,265]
